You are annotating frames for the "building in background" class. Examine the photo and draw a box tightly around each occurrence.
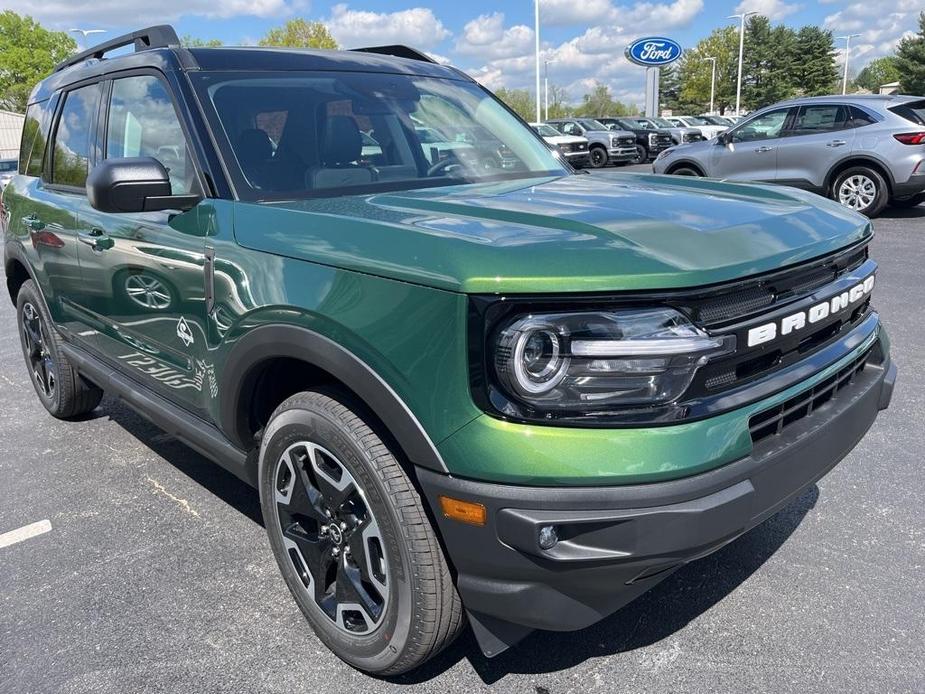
[0,110,24,160]
[879,82,901,95]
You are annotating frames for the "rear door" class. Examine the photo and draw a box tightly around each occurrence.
[775,103,855,190]
[68,72,213,416]
[13,84,102,333]
[707,107,794,182]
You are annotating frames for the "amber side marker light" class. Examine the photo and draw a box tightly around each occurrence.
[439,496,487,526]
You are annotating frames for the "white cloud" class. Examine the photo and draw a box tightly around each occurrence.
[325,4,451,49]
[540,0,616,26]
[824,1,925,64]
[734,0,802,21]
[455,13,534,60]
[2,0,293,26]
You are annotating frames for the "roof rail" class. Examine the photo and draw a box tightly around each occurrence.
[350,45,437,64]
[54,25,180,73]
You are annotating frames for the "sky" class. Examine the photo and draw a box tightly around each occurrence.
[9,0,925,106]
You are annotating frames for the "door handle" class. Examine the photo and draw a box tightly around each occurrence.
[78,228,114,252]
[754,146,774,153]
[826,139,847,147]
[21,214,45,231]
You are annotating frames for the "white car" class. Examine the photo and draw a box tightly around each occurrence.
[530,123,591,168]
[666,115,727,139]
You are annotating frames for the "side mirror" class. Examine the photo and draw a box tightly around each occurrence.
[87,157,200,213]
[717,132,731,145]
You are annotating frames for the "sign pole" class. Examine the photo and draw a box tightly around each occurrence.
[645,67,660,117]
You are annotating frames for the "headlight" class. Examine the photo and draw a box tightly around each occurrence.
[648,132,658,146]
[656,148,673,161]
[493,308,734,414]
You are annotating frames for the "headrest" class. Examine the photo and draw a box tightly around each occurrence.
[237,129,274,163]
[321,116,362,166]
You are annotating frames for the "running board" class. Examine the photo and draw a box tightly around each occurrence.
[61,342,255,486]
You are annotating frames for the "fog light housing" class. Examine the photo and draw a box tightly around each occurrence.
[538,525,559,550]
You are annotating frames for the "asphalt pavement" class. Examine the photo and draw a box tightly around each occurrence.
[1,171,923,693]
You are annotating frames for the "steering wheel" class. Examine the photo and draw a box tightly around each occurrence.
[426,156,466,177]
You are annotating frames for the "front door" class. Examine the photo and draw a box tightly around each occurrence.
[68,73,213,416]
[707,107,794,182]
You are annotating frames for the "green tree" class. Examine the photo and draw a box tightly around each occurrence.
[659,63,681,112]
[855,56,901,92]
[181,35,223,48]
[896,12,925,95]
[742,17,798,110]
[574,83,634,117]
[0,11,76,111]
[546,84,572,119]
[677,26,738,114]
[792,26,838,96]
[259,19,338,49]
[494,87,535,121]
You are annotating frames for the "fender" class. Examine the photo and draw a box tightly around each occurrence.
[219,324,449,473]
[824,154,897,192]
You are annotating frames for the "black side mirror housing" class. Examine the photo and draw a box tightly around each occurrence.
[87,157,200,213]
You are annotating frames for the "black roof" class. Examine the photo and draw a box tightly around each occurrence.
[30,25,465,104]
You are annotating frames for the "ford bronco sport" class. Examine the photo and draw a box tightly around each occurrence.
[3,27,897,676]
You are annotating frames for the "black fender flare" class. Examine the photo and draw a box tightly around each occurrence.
[219,323,449,473]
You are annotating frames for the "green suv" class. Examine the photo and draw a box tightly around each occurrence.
[3,27,897,675]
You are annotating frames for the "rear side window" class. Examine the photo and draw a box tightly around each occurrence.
[19,97,57,176]
[888,99,925,126]
[848,106,878,128]
[50,83,101,188]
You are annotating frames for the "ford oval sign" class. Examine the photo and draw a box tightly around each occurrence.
[625,37,682,67]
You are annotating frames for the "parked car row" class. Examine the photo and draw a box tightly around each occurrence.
[654,94,925,218]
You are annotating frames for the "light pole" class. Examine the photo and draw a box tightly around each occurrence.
[704,56,716,115]
[727,11,756,117]
[534,0,541,123]
[838,34,861,95]
[544,59,556,120]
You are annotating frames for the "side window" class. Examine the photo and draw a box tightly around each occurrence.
[561,122,580,136]
[848,106,878,128]
[788,105,848,136]
[50,84,101,187]
[20,97,58,176]
[731,109,790,143]
[106,75,198,195]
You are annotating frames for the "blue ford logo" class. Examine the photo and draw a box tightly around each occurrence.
[625,37,682,67]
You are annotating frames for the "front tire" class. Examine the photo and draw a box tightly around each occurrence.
[668,165,703,177]
[832,166,888,218]
[631,144,649,165]
[588,145,608,168]
[16,280,103,418]
[258,390,463,676]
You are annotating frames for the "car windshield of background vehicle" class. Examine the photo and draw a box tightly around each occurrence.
[192,71,568,200]
[577,119,608,131]
[533,124,561,138]
[889,99,925,126]
[648,118,673,128]
[684,116,710,125]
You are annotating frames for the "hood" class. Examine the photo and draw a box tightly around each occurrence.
[233,172,871,294]
[545,134,587,146]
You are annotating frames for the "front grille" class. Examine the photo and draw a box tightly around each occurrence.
[656,135,672,146]
[684,133,706,142]
[617,136,634,146]
[748,347,872,444]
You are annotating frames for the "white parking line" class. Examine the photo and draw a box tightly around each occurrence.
[0,520,52,549]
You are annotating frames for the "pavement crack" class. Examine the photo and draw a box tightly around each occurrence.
[144,476,201,518]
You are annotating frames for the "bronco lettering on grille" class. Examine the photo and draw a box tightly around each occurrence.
[747,275,875,348]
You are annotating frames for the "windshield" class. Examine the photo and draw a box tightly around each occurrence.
[533,124,561,137]
[634,119,656,129]
[702,116,727,125]
[578,119,607,131]
[684,116,710,125]
[648,118,673,128]
[192,71,567,199]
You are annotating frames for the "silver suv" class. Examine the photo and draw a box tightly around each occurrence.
[654,95,925,217]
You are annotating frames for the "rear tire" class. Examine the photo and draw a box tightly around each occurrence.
[16,280,103,418]
[832,166,889,218]
[258,390,463,676]
[890,192,925,209]
[588,145,608,168]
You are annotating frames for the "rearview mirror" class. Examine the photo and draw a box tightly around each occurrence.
[87,157,200,213]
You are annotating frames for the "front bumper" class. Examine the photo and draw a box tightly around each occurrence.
[418,338,895,656]
[563,151,590,167]
[608,146,637,162]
